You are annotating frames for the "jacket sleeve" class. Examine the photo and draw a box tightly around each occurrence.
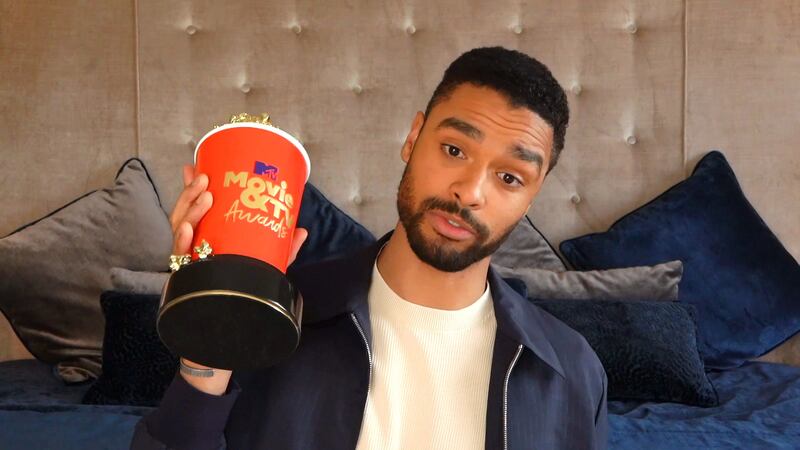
[129,371,242,450]
[593,371,609,450]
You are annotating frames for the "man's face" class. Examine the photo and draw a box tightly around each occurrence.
[397,83,554,272]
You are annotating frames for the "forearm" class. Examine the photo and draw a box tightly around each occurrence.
[130,369,241,450]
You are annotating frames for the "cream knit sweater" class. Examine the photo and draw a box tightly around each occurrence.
[355,260,497,450]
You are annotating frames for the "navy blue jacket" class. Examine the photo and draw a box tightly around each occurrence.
[131,232,608,450]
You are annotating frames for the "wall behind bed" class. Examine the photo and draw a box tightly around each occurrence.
[1,0,798,361]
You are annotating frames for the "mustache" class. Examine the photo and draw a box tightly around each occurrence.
[419,197,489,237]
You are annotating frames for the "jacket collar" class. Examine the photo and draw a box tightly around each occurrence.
[293,231,565,378]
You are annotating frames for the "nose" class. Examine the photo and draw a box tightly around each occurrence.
[449,166,488,210]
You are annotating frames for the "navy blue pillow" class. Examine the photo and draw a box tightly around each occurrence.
[559,151,800,369]
[289,183,376,275]
[534,299,719,406]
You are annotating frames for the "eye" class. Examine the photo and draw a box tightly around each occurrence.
[498,172,523,187]
[442,144,465,159]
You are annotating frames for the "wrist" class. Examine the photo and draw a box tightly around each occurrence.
[179,358,216,378]
[178,359,232,396]
[179,357,214,369]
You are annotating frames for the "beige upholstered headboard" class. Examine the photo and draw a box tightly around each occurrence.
[2,0,798,361]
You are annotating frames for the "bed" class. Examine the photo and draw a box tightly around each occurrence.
[0,359,148,450]
[2,359,799,449]
[1,149,799,449]
[609,362,800,449]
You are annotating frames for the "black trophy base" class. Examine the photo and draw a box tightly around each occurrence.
[157,254,302,371]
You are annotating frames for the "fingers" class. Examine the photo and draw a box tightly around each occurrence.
[172,221,194,255]
[171,163,307,271]
[170,191,213,257]
[181,190,213,230]
[170,172,209,233]
[181,164,194,188]
[287,227,308,267]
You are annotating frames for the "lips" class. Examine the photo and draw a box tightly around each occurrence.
[428,211,476,240]
[439,212,475,233]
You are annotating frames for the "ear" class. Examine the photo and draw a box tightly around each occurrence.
[401,111,426,163]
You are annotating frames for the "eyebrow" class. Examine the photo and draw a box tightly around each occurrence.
[436,117,484,141]
[436,116,544,172]
[510,144,544,172]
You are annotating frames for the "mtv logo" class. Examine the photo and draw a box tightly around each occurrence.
[254,161,279,180]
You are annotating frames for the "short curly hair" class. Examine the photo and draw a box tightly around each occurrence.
[423,46,569,173]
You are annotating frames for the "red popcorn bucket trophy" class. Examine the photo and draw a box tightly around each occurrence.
[157,113,310,370]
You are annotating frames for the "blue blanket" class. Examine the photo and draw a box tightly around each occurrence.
[1,360,799,449]
[609,361,800,449]
[0,359,150,449]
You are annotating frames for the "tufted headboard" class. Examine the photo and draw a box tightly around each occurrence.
[2,1,799,361]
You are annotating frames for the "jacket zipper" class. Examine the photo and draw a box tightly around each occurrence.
[504,344,524,450]
[350,313,373,398]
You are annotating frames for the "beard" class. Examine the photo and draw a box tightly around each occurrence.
[396,163,517,272]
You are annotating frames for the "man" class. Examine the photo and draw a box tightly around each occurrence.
[131,46,608,450]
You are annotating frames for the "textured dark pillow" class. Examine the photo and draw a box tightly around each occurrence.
[559,151,800,370]
[0,158,173,383]
[535,299,719,406]
[82,291,177,406]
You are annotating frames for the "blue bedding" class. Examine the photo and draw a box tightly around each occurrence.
[1,359,799,449]
[609,361,800,449]
[0,359,151,450]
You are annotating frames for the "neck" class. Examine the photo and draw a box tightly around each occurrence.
[376,223,490,310]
